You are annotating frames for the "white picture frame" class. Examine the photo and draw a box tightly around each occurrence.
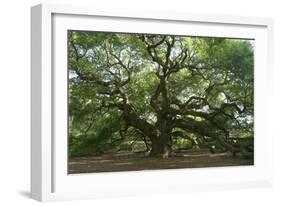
[31,3,274,202]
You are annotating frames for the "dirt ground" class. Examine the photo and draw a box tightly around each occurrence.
[68,151,254,174]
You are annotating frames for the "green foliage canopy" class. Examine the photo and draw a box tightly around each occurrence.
[68,31,254,157]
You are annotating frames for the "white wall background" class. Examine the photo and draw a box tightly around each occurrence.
[0,0,280,205]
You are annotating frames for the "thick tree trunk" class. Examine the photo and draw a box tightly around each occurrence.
[122,103,174,158]
[150,135,171,158]
[146,107,173,158]
[149,115,172,158]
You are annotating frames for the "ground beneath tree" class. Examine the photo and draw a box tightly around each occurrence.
[68,151,254,174]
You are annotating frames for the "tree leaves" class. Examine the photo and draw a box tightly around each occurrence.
[68,31,254,157]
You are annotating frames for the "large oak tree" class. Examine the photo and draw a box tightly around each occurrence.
[68,31,254,158]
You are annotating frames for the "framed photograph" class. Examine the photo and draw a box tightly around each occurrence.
[31,3,274,201]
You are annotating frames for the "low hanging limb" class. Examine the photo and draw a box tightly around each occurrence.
[173,118,253,157]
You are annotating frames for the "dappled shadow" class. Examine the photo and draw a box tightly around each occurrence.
[68,151,253,174]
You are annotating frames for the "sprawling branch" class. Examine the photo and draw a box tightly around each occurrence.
[142,35,167,71]
[174,118,239,153]
[121,104,155,139]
